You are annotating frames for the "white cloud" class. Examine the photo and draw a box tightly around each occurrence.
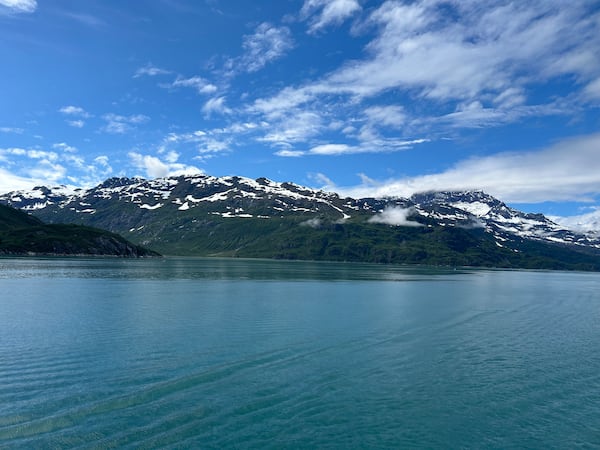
[275,149,305,157]
[58,106,91,118]
[0,0,36,13]
[320,0,598,101]
[66,120,85,128]
[308,172,335,189]
[168,76,218,95]
[308,143,352,155]
[277,137,428,157]
[240,23,294,72]
[551,208,600,234]
[94,155,110,167]
[57,10,106,28]
[584,77,600,100]
[0,146,116,191]
[102,113,150,134]
[251,86,315,120]
[162,126,251,161]
[364,105,406,128]
[58,106,90,128]
[336,133,600,204]
[300,217,323,228]
[197,138,230,154]
[128,151,202,178]
[0,148,59,161]
[165,130,207,144]
[26,160,67,183]
[202,97,231,116]
[0,127,24,134]
[259,111,322,147]
[52,142,77,153]
[253,0,600,136]
[301,0,361,34]
[369,207,423,227]
[0,168,46,193]
[134,63,171,78]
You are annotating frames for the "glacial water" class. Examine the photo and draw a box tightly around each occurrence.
[1,257,600,448]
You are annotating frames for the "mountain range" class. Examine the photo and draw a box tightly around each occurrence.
[1,174,599,270]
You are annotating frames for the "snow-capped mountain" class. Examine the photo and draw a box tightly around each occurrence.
[1,174,597,251]
[409,191,599,248]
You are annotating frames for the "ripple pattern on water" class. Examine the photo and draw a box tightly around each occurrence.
[1,258,600,448]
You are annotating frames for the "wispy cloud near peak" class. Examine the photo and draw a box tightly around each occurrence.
[336,133,600,204]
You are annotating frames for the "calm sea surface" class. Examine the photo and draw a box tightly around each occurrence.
[1,257,600,448]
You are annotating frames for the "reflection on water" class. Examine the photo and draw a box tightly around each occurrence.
[0,256,472,281]
[1,257,599,448]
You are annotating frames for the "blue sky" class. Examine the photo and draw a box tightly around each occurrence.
[1,0,599,218]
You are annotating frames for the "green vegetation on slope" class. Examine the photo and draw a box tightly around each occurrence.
[123,214,600,271]
[0,204,159,257]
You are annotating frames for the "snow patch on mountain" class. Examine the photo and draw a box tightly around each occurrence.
[451,201,491,217]
[1,176,599,250]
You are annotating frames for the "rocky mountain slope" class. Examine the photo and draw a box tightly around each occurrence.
[0,203,158,257]
[1,175,599,269]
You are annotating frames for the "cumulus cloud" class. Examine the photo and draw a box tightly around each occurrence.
[369,207,423,227]
[336,133,600,204]
[58,106,91,117]
[0,0,36,13]
[59,106,91,127]
[301,0,361,34]
[128,151,202,178]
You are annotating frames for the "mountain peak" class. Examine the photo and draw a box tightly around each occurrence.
[0,175,598,255]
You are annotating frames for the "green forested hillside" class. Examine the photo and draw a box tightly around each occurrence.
[0,204,158,257]
[126,214,600,271]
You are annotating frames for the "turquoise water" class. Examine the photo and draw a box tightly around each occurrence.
[1,257,600,448]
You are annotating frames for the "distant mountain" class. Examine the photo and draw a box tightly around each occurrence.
[1,174,599,270]
[0,203,158,257]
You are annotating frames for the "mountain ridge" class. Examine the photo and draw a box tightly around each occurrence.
[1,174,599,269]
